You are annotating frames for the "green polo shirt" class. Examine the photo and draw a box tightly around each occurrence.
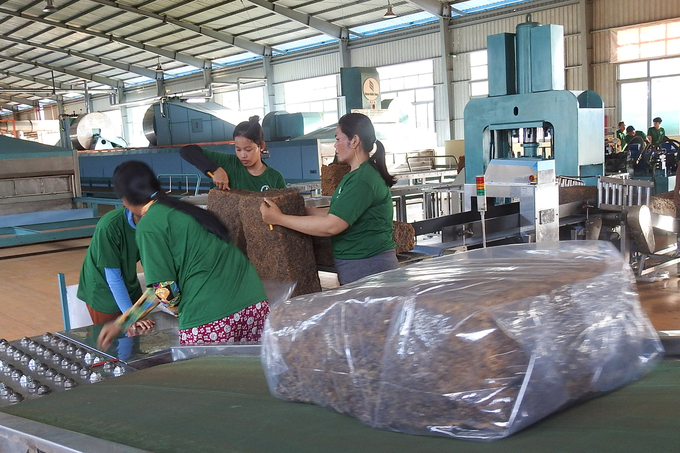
[136,202,266,330]
[329,161,396,260]
[624,131,647,145]
[202,149,286,191]
[647,126,665,144]
[77,208,142,313]
[616,130,626,145]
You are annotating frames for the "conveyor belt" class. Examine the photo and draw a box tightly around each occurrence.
[2,357,678,453]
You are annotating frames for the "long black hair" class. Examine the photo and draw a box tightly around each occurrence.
[112,160,231,243]
[338,112,396,187]
[233,115,265,146]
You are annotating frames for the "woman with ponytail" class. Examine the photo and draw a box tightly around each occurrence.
[98,160,268,349]
[260,112,397,285]
[180,115,286,192]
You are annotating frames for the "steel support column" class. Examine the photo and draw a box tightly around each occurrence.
[263,46,275,115]
[438,10,455,143]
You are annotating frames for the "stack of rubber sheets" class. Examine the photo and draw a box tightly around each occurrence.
[1,356,679,452]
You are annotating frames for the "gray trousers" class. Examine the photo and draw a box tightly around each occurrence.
[334,249,398,285]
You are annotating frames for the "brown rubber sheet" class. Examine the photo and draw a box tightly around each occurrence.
[2,357,679,453]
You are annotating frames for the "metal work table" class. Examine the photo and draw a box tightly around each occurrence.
[1,353,678,453]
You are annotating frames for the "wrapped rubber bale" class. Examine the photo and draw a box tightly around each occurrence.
[207,188,248,255]
[321,161,350,196]
[262,241,663,441]
[208,188,322,297]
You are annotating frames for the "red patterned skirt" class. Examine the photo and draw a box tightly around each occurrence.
[179,300,269,345]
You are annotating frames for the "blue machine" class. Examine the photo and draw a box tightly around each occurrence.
[77,99,326,191]
[78,137,323,194]
[464,16,605,186]
[143,99,242,146]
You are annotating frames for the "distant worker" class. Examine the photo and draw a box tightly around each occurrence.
[647,117,666,145]
[180,115,286,192]
[616,121,627,147]
[624,126,647,147]
[260,112,398,285]
[77,207,155,330]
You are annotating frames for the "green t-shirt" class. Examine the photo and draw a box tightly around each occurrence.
[647,126,665,144]
[616,130,626,145]
[202,149,286,191]
[136,202,266,330]
[77,208,142,313]
[624,131,646,145]
[329,161,396,260]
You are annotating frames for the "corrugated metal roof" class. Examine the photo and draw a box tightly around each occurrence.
[0,0,537,110]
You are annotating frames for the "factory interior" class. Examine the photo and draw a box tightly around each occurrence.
[1,0,680,452]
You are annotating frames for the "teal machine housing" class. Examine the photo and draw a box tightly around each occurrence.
[340,67,381,111]
[464,17,605,186]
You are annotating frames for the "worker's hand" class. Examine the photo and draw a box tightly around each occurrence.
[211,167,230,190]
[260,198,282,225]
[126,319,156,336]
[97,322,121,350]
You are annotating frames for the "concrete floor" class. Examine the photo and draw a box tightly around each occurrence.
[0,238,678,342]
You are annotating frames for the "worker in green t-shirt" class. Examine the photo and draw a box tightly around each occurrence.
[97,161,268,350]
[180,116,286,192]
[623,126,647,148]
[616,121,627,147]
[647,117,666,145]
[77,208,153,333]
[261,113,398,285]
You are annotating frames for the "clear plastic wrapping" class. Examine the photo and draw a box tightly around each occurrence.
[261,241,663,441]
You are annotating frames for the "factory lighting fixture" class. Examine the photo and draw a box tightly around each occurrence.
[155,57,164,75]
[384,1,397,19]
[43,0,58,13]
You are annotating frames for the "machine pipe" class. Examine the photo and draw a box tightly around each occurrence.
[109,85,214,108]
[0,120,60,133]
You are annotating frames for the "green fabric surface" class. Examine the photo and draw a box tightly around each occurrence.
[3,358,679,453]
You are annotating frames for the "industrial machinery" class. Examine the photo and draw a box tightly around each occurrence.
[464,15,604,187]
[143,98,245,146]
[0,135,97,247]
[619,136,680,194]
[69,112,127,150]
[400,16,605,252]
[78,77,452,193]
[480,158,559,242]
[262,110,324,142]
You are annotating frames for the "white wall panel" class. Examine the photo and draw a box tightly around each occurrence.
[593,0,680,31]
[272,53,340,84]
[451,4,580,54]
[566,67,583,90]
[213,67,265,84]
[351,33,440,67]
